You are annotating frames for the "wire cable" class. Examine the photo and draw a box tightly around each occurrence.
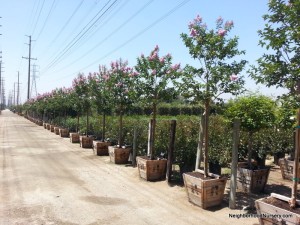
[34,0,57,44]
[49,0,154,75]
[31,0,46,37]
[54,0,192,81]
[42,0,119,73]
[37,0,85,60]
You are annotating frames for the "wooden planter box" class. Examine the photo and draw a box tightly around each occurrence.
[43,122,47,129]
[70,133,80,143]
[46,124,51,130]
[237,167,270,193]
[278,158,300,182]
[79,136,94,148]
[183,171,227,209]
[136,156,167,181]
[93,141,111,156]
[37,120,43,126]
[54,127,60,135]
[108,146,131,164]
[255,194,300,224]
[59,128,69,138]
[50,125,55,132]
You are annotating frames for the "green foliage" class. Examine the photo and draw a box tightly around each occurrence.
[135,45,181,117]
[178,15,247,102]
[225,94,276,133]
[208,115,233,165]
[251,0,300,95]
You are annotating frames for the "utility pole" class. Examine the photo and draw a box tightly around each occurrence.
[13,82,16,105]
[17,71,20,105]
[0,59,4,110]
[22,35,36,100]
[0,60,2,109]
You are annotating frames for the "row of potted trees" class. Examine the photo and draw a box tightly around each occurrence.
[20,1,300,222]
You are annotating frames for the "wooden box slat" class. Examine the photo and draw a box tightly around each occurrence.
[255,196,300,225]
[46,124,51,130]
[278,158,300,182]
[70,133,80,143]
[92,141,111,156]
[79,136,93,148]
[183,172,227,209]
[59,128,69,138]
[237,167,270,193]
[136,157,167,181]
[108,146,131,164]
[54,127,60,135]
[50,125,55,132]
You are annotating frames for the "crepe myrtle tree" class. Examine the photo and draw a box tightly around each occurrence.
[179,15,247,177]
[135,45,181,160]
[72,73,91,135]
[107,58,136,147]
[250,0,300,208]
[88,68,112,141]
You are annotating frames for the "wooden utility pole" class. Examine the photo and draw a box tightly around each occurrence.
[22,35,36,100]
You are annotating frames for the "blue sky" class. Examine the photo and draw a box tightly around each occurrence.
[0,0,287,103]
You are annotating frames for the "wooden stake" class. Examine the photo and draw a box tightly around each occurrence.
[132,127,137,167]
[229,119,240,209]
[147,119,154,158]
[167,120,176,182]
[195,114,205,170]
[290,109,300,208]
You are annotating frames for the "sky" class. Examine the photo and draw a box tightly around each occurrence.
[0,0,288,104]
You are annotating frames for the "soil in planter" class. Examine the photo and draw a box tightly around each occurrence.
[263,197,300,214]
[184,172,217,180]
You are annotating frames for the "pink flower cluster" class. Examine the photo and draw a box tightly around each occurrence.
[72,73,87,88]
[218,29,227,37]
[230,74,238,81]
[225,20,234,29]
[188,14,202,29]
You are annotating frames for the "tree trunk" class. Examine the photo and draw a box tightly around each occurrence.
[149,102,157,160]
[195,113,205,170]
[203,98,210,177]
[76,114,79,132]
[247,132,253,169]
[86,108,89,137]
[118,106,123,147]
[102,112,106,141]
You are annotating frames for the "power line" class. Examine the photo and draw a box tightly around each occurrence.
[49,0,154,75]
[42,0,119,74]
[34,0,57,43]
[54,0,192,81]
[31,0,46,37]
[45,0,125,68]
[38,0,85,58]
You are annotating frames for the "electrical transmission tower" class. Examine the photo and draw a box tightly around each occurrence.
[1,78,5,109]
[30,64,39,98]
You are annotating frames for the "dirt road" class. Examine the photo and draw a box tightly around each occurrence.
[0,109,258,225]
